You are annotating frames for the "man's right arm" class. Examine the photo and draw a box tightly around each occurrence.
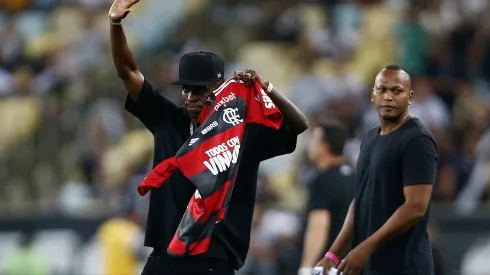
[110,22,144,101]
[109,0,181,133]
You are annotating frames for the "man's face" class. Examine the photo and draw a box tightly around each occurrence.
[371,69,413,123]
[182,85,216,119]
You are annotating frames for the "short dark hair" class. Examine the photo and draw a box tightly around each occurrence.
[318,120,348,156]
[384,64,404,71]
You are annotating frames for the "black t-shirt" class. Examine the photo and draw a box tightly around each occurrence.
[353,118,438,275]
[304,164,355,257]
[125,79,298,269]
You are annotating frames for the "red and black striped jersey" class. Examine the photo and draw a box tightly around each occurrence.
[137,78,283,256]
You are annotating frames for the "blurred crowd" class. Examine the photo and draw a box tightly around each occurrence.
[1,0,490,274]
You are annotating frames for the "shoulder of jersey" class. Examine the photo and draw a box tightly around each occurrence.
[213,78,244,96]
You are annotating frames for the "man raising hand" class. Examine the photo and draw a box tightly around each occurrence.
[108,1,308,274]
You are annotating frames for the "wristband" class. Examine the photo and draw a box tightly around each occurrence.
[110,19,123,25]
[324,252,340,265]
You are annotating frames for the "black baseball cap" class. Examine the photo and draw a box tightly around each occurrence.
[171,51,225,86]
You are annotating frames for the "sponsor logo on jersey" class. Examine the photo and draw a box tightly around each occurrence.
[214,92,236,111]
[201,121,218,135]
[260,89,275,109]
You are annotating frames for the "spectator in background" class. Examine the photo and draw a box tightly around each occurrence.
[452,82,487,195]
[448,6,477,81]
[409,77,450,131]
[259,0,301,43]
[472,12,490,84]
[455,130,490,215]
[290,53,331,122]
[395,4,430,75]
[299,120,355,275]
[97,182,146,275]
[3,231,51,275]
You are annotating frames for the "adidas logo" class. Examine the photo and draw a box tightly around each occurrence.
[189,138,199,146]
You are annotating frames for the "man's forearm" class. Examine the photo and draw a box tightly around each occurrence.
[110,23,138,79]
[363,203,425,250]
[301,225,328,267]
[328,201,355,256]
[267,88,308,134]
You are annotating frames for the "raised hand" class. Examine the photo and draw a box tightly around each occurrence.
[233,69,266,88]
[108,0,140,23]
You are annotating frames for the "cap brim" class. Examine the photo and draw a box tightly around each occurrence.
[170,79,216,86]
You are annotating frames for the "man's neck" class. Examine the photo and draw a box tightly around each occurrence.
[317,156,345,170]
[380,111,410,135]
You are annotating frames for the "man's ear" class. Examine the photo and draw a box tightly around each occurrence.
[371,88,375,102]
[408,90,414,105]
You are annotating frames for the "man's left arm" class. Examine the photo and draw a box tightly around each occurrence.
[234,69,309,135]
[362,135,438,251]
[266,87,309,135]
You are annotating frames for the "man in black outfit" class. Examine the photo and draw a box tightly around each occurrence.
[317,65,438,275]
[108,1,308,275]
[299,120,355,275]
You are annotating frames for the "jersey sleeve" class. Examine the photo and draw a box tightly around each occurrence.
[125,79,181,133]
[401,135,439,186]
[307,177,333,212]
[255,122,297,161]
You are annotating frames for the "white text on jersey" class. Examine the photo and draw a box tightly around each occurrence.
[214,92,237,111]
[260,89,275,109]
[203,136,241,175]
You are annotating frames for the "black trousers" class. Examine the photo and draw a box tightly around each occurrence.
[141,250,235,275]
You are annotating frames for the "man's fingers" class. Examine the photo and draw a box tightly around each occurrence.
[129,0,140,7]
[341,265,351,275]
[337,260,345,273]
[233,70,257,85]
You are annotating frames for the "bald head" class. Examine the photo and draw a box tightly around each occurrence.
[371,65,414,123]
[375,65,412,91]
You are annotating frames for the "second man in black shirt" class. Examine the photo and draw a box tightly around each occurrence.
[299,121,355,275]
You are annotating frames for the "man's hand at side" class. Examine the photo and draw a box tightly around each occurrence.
[336,241,374,275]
[315,257,338,274]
